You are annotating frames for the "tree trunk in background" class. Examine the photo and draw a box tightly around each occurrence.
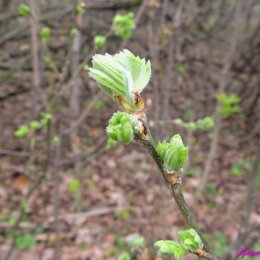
[70,0,83,153]
[29,0,42,117]
[200,0,244,190]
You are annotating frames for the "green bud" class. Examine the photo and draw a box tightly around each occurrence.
[89,49,151,111]
[94,35,106,48]
[69,178,80,194]
[40,112,52,126]
[106,112,139,145]
[15,125,30,138]
[70,27,78,37]
[178,229,203,251]
[40,27,51,41]
[43,55,52,65]
[76,4,85,15]
[122,122,134,144]
[156,134,188,172]
[17,4,31,16]
[52,136,60,146]
[174,118,183,125]
[154,240,186,258]
[187,122,197,130]
[30,120,41,130]
[107,128,117,140]
[107,138,117,148]
[177,64,186,74]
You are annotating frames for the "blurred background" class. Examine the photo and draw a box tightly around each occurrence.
[0,0,259,259]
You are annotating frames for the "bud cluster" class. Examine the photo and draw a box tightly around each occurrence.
[106,112,140,145]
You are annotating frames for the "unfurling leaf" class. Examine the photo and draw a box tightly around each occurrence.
[89,50,151,112]
[154,240,186,258]
[178,228,203,251]
[156,134,188,172]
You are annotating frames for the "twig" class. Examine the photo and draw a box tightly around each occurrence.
[53,125,62,260]
[137,117,218,260]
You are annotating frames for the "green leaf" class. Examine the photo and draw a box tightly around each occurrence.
[162,134,188,172]
[70,27,78,37]
[30,120,42,130]
[197,117,215,130]
[15,125,30,138]
[216,93,241,118]
[94,35,106,48]
[156,140,167,161]
[76,4,85,15]
[113,13,136,39]
[40,112,52,126]
[40,27,51,41]
[154,240,186,258]
[115,49,151,93]
[187,122,197,130]
[128,234,145,250]
[17,4,31,16]
[89,50,151,110]
[118,252,131,260]
[15,234,37,249]
[178,229,203,251]
[69,179,80,194]
[177,64,186,73]
[174,118,183,125]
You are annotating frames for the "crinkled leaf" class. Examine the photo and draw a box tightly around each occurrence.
[178,229,203,251]
[115,49,151,93]
[154,240,186,258]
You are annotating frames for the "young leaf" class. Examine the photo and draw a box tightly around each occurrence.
[30,121,41,130]
[40,27,51,41]
[159,134,188,172]
[89,50,151,111]
[113,13,136,39]
[154,240,186,258]
[69,179,80,194]
[94,35,106,48]
[118,252,131,260]
[178,229,203,251]
[17,4,31,16]
[15,234,37,249]
[15,125,30,138]
[127,234,145,250]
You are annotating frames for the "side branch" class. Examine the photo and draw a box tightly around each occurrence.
[137,120,217,260]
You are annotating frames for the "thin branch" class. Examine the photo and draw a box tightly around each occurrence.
[136,117,218,260]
